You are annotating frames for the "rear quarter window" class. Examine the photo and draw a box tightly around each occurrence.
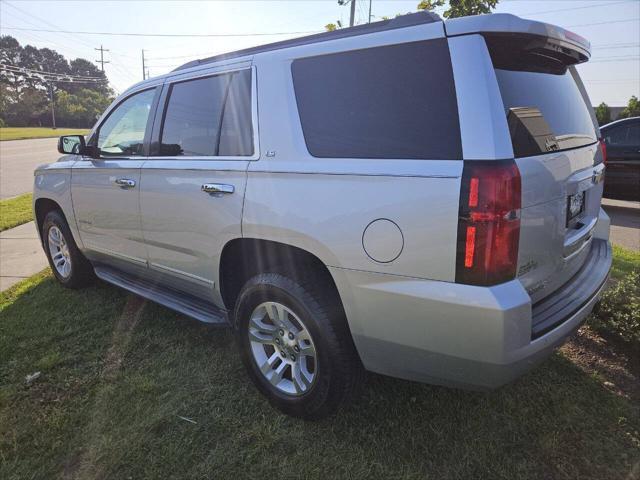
[291,39,462,160]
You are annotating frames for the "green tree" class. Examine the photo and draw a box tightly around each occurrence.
[418,0,499,18]
[55,88,113,128]
[2,88,48,126]
[0,35,114,127]
[66,58,110,95]
[595,102,611,126]
[617,95,640,120]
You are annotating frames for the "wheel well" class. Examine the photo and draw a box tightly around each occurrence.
[34,198,62,238]
[219,238,343,314]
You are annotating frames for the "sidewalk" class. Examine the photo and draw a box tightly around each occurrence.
[0,222,48,291]
[601,198,640,252]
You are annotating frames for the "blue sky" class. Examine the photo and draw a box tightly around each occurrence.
[1,0,638,105]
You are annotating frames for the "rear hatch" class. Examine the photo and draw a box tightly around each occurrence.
[483,24,604,302]
[447,14,605,302]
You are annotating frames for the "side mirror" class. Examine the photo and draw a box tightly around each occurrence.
[58,135,85,155]
[57,135,99,158]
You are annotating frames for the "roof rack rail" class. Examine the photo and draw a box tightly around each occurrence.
[173,11,441,72]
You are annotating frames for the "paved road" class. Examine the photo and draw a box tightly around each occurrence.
[0,137,59,199]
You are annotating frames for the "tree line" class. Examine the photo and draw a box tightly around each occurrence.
[595,97,640,126]
[0,35,114,128]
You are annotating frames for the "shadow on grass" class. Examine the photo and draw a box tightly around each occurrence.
[1,276,639,480]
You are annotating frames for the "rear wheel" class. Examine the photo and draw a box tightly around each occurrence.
[42,210,94,288]
[234,272,363,419]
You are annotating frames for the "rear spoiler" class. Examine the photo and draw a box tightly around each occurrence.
[444,13,590,66]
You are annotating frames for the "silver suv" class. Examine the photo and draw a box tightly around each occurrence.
[34,12,612,419]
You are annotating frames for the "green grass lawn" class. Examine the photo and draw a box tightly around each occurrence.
[1,254,638,479]
[0,127,89,141]
[0,193,33,231]
[611,244,640,279]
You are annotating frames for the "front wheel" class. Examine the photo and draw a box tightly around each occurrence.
[234,272,363,420]
[42,210,95,288]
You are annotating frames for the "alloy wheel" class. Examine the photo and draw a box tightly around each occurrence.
[48,225,72,278]
[248,301,317,396]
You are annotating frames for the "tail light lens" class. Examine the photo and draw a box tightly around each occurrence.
[599,138,607,165]
[456,160,522,286]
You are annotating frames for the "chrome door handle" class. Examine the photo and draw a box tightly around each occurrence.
[114,178,136,189]
[201,183,234,194]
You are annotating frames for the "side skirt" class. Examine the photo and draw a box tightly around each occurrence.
[94,264,229,326]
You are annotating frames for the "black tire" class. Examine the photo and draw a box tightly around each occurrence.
[234,272,364,420]
[42,210,95,289]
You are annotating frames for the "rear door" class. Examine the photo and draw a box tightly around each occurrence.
[484,35,604,301]
[139,66,255,304]
[602,120,640,201]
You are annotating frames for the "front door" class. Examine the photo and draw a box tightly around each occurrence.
[72,87,158,273]
[140,67,255,304]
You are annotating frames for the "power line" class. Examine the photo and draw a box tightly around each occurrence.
[146,51,227,61]
[524,1,634,16]
[0,64,107,82]
[0,63,105,79]
[589,56,640,63]
[1,26,321,38]
[591,55,640,60]
[0,9,95,58]
[565,18,640,28]
[592,42,640,49]
[2,1,97,49]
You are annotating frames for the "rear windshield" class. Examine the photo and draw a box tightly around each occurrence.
[291,39,462,160]
[493,68,597,158]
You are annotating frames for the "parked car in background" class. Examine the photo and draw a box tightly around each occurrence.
[600,117,640,201]
[34,12,611,419]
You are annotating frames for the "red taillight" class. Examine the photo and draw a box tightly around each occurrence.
[456,160,521,286]
[599,138,607,165]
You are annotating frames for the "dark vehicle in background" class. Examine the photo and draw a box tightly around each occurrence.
[601,117,640,201]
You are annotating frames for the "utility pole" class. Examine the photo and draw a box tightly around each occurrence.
[349,0,356,27]
[368,0,372,23]
[49,83,56,129]
[338,0,357,27]
[141,49,146,80]
[94,45,110,71]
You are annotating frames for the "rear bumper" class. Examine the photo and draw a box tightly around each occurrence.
[330,238,611,390]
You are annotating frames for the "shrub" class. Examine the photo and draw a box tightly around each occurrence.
[589,271,640,346]
[0,117,5,128]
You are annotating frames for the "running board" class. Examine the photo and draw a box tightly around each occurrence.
[94,265,228,326]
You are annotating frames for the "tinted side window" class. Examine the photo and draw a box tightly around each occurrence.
[628,124,640,144]
[98,89,155,157]
[605,126,629,146]
[291,39,462,159]
[161,75,230,156]
[219,69,253,156]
